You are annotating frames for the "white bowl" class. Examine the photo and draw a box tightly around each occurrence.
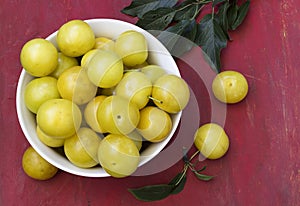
[16,18,181,177]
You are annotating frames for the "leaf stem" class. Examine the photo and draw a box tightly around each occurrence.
[190,4,205,20]
[187,162,197,172]
[189,150,200,161]
[175,164,189,186]
[176,0,212,13]
[148,96,163,104]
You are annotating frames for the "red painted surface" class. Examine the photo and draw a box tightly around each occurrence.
[0,1,299,205]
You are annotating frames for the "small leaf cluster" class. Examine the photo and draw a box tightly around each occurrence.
[128,150,213,202]
[121,0,250,73]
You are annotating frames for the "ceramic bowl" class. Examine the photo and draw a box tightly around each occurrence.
[16,18,181,177]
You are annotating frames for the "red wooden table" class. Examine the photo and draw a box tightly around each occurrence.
[1,1,299,205]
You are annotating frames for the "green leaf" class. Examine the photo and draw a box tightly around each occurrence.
[227,3,238,30]
[197,165,207,172]
[121,0,178,18]
[215,2,231,39]
[173,20,198,56]
[156,20,197,57]
[231,0,250,30]
[212,0,226,7]
[168,172,187,194]
[196,14,228,72]
[128,171,187,202]
[155,20,190,51]
[136,7,176,30]
[185,20,198,42]
[194,172,214,181]
[174,0,201,21]
[128,184,174,202]
[168,172,183,185]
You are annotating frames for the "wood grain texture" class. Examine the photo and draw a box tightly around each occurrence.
[0,1,299,205]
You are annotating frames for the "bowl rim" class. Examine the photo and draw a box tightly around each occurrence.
[16,18,182,177]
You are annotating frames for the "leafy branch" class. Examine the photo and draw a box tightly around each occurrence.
[121,0,250,73]
[128,149,213,202]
